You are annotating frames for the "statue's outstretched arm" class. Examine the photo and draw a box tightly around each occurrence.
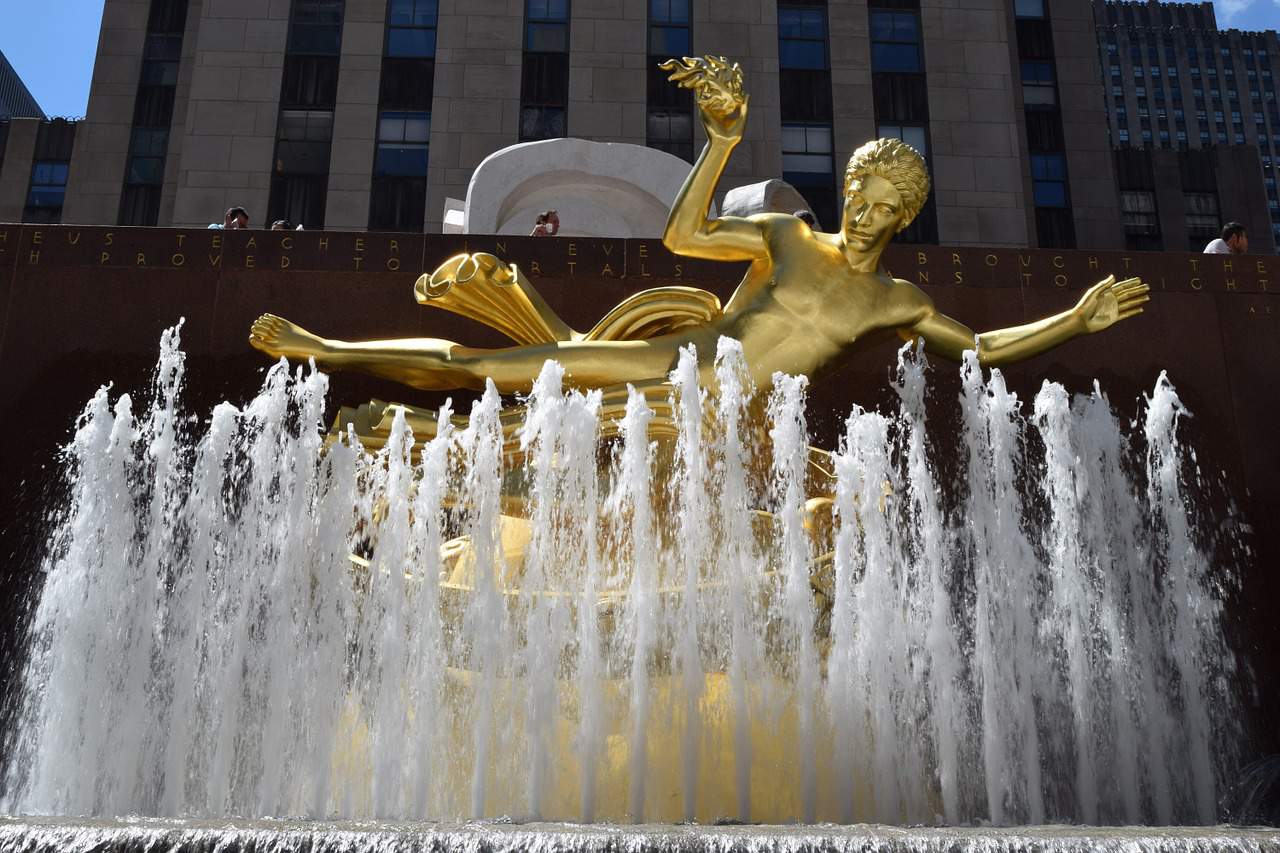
[908,275,1150,367]
[659,56,768,262]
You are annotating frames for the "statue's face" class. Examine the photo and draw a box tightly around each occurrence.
[841,174,904,253]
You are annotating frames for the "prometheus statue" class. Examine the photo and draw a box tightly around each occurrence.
[249,56,1149,401]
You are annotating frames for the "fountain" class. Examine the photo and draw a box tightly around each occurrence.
[0,55,1270,852]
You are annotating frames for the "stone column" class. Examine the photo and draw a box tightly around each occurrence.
[826,0,875,181]
[1053,0,1123,249]
[170,0,292,229]
[694,0,782,199]
[922,0,1029,247]
[567,0,647,145]
[424,0,523,233]
[0,118,39,222]
[325,0,387,230]
[61,0,150,225]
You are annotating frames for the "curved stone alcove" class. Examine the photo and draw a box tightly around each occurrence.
[458,138,714,237]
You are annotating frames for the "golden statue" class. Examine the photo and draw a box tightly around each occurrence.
[251,56,1147,411]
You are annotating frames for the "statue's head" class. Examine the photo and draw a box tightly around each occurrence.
[840,139,930,249]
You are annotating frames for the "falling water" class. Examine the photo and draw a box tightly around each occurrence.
[0,327,1246,827]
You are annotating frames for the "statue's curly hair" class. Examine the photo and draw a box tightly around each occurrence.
[843,138,931,232]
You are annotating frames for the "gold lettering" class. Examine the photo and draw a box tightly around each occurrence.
[1019,255,1031,267]
[1021,272,1032,285]
[0,231,7,243]
[1223,260,1233,272]
[171,253,185,267]
[245,255,255,269]
[639,261,650,277]
[105,232,114,246]
[281,236,293,250]
[1256,261,1267,274]
[985,254,998,267]
[602,263,615,277]
[210,235,220,249]
[674,263,683,279]
[100,251,110,264]
[1187,258,1198,271]
[246,237,257,249]
[1054,274,1067,288]
[1259,279,1269,291]
[568,243,577,256]
[1190,277,1202,290]
[355,238,364,253]
[67,231,80,245]
[952,253,962,266]
[389,239,399,254]
[280,256,290,269]
[1225,278,1237,291]
[1122,256,1131,270]
[27,250,38,264]
[496,240,506,255]
[639,244,648,257]
[954,270,963,284]
[602,244,614,256]
[1088,256,1098,269]
[136,252,147,266]
[918,270,929,284]
[1052,255,1064,269]
[352,256,362,270]
[530,261,542,275]
[918,251,928,265]
[209,254,222,268]
[176,233,186,247]
[318,238,329,251]
[32,231,42,244]
[567,260,576,275]
[385,257,400,271]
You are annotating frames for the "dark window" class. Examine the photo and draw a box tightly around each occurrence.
[119,184,162,226]
[648,0,693,161]
[1021,60,1056,107]
[650,0,690,55]
[380,57,435,110]
[522,52,570,105]
[520,106,566,140]
[370,176,427,232]
[877,122,927,157]
[525,0,569,51]
[648,110,694,162]
[269,173,328,228]
[780,69,833,121]
[148,0,189,33]
[872,73,927,122]
[1035,207,1075,248]
[1015,18,1053,59]
[870,11,920,73]
[132,86,176,126]
[281,55,340,108]
[1025,110,1063,150]
[782,122,836,227]
[779,5,828,70]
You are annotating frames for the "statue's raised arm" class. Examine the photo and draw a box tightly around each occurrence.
[659,56,769,262]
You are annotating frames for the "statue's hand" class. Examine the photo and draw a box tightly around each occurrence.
[1073,275,1150,334]
[659,55,748,145]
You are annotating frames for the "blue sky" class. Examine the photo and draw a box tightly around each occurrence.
[0,0,1277,119]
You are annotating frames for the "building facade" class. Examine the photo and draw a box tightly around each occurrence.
[1097,0,1279,251]
[3,0,1269,252]
[0,50,47,120]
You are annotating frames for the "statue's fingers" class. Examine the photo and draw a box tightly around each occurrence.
[1118,307,1145,321]
[1119,294,1151,309]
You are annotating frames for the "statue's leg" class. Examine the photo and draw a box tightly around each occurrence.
[252,314,708,393]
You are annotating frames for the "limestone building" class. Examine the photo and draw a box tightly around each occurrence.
[1,0,1228,250]
[1096,0,1279,251]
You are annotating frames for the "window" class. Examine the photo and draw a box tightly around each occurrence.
[1021,60,1056,106]
[1014,0,1044,17]
[281,55,340,108]
[779,5,827,70]
[877,123,927,158]
[782,122,836,227]
[1031,153,1067,207]
[289,0,344,54]
[1184,191,1219,248]
[526,0,568,51]
[648,0,693,161]
[387,0,437,57]
[520,0,569,141]
[1121,189,1158,235]
[24,160,69,222]
[870,11,920,73]
[649,0,689,55]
